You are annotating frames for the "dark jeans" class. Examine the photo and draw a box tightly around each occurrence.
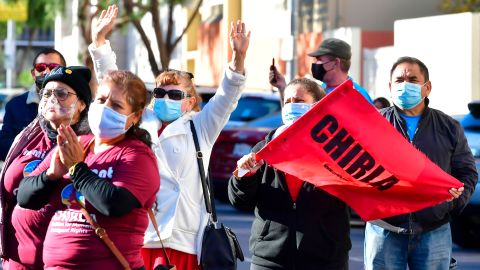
[250,259,348,270]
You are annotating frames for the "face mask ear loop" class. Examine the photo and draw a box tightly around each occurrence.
[125,111,139,132]
[67,98,79,126]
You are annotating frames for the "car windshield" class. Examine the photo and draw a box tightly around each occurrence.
[246,112,282,129]
[229,97,281,122]
[461,114,480,131]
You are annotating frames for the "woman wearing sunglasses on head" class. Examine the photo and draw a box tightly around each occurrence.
[17,70,160,269]
[0,66,91,269]
[88,5,250,270]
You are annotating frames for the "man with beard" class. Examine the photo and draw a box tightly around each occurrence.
[270,38,372,105]
[0,48,66,160]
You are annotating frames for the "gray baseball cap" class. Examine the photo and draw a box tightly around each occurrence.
[308,38,352,60]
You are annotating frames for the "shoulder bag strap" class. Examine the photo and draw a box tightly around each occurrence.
[188,120,217,222]
[79,206,131,270]
[147,208,173,266]
[73,139,131,269]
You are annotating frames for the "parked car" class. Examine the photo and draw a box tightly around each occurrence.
[198,88,282,128]
[210,111,282,200]
[450,101,480,248]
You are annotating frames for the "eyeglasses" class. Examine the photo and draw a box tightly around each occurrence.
[153,88,191,100]
[34,63,61,73]
[162,69,194,79]
[41,88,77,101]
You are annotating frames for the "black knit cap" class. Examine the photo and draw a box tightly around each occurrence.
[307,38,352,60]
[42,66,92,106]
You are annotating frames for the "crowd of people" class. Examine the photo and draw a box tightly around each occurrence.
[0,3,476,270]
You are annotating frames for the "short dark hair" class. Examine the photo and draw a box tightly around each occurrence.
[339,58,351,73]
[390,56,429,82]
[324,55,350,73]
[373,97,390,109]
[32,48,66,67]
[287,78,326,102]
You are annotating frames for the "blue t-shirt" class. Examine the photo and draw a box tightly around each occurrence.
[323,77,373,104]
[400,113,421,142]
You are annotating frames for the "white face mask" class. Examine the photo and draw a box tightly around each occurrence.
[88,103,133,140]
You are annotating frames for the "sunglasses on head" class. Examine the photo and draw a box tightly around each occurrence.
[41,88,77,101]
[153,88,191,101]
[34,63,61,73]
[162,69,194,80]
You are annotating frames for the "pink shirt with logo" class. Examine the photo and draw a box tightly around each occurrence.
[3,130,54,268]
[33,138,159,270]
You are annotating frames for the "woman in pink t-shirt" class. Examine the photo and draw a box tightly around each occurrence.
[17,70,160,270]
[1,65,92,270]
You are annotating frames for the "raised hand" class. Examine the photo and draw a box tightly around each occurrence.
[92,4,118,48]
[229,20,251,74]
[269,64,286,95]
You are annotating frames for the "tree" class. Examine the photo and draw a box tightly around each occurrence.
[77,0,132,70]
[123,0,203,77]
[5,0,203,80]
[441,0,480,13]
[1,0,65,79]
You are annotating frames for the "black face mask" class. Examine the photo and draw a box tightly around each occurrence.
[35,75,46,90]
[311,63,327,81]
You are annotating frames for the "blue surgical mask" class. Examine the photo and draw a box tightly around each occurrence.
[282,103,312,126]
[88,103,132,140]
[153,98,183,122]
[391,82,425,110]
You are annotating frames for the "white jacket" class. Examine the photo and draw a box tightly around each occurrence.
[89,42,246,257]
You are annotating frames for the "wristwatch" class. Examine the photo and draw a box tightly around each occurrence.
[69,162,81,177]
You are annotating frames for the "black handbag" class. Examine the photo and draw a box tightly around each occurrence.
[189,121,244,270]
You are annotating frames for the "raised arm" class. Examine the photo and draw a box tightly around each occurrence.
[195,21,251,146]
[88,4,119,82]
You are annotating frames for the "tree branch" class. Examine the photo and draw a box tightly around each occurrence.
[150,0,169,69]
[166,0,175,50]
[172,0,203,50]
[124,0,161,76]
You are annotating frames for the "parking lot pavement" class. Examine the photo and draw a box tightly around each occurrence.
[216,200,480,270]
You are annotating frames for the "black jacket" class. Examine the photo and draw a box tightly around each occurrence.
[378,102,478,233]
[228,129,351,270]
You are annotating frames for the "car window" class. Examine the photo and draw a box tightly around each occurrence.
[246,112,283,129]
[229,97,281,122]
[461,114,480,131]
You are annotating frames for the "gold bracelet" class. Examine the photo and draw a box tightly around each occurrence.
[69,162,81,177]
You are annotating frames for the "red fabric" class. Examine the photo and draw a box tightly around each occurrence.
[141,247,200,270]
[158,124,167,136]
[34,138,160,269]
[257,80,462,221]
[285,173,303,202]
[3,131,54,268]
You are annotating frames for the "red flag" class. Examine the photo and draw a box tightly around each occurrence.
[256,80,463,221]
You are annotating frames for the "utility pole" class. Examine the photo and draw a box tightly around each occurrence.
[286,0,298,82]
[4,19,16,88]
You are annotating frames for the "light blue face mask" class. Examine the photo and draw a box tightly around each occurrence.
[281,103,312,126]
[153,98,183,122]
[391,82,425,110]
[88,103,133,140]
